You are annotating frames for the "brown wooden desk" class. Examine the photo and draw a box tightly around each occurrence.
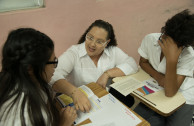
[112,68,186,117]
[76,83,150,126]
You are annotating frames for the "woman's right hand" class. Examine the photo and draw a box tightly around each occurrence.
[72,88,91,112]
[60,106,77,126]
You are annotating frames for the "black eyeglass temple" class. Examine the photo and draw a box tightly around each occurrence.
[46,61,58,64]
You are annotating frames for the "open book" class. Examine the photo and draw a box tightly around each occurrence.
[111,68,186,116]
[56,85,102,124]
[56,85,142,125]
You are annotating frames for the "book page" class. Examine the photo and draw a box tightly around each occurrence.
[75,95,102,124]
[80,122,116,126]
[79,85,94,98]
[113,68,151,83]
[110,76,145,96]
[56,85,103,124]
[89,94,141,126]
[56,85,95,107]
[136,78,164,96]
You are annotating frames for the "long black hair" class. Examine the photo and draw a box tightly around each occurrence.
[78,19,117,48]
[0,28,59,126]
[162,9,194,47]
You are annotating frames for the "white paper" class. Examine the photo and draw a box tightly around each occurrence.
[142,78,163,92]
[79,85,95,97]
[110,76,145,96]
[135,78,164,96]
[75,86,102,124]
[80,122,116,126]
[89,94,141,126]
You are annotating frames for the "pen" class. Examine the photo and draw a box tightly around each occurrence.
[55,98,76,124]
[65,103,76,125]
[66,103,74,107]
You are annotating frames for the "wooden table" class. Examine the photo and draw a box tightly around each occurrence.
[112,68,186,117]
[130,91,185,117]
[77,83,150,126]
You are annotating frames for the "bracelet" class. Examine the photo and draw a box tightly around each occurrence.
[104,71,110,78]
[71,88,78,97]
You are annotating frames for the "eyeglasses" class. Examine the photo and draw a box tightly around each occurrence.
[46,57,58,68]
[159,33,164,43]
[85,34,108,46]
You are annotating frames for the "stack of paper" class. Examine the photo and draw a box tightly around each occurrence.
[110,76,145,96]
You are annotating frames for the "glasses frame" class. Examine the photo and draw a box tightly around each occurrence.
[85,34,108,46]
[159,33,164,43]
[46,57,58,68]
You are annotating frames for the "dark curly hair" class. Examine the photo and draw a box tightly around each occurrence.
[78,19,117,48]
[162,9,194,47]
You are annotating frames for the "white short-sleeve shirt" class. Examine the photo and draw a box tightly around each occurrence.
[138,33,194,104]
[50,42,138,87]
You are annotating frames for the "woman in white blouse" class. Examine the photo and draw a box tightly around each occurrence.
[50,20,138,112]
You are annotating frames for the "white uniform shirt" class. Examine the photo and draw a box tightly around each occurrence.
[0,92,49,126]
[138,33,194,104]
[50,42,138,87]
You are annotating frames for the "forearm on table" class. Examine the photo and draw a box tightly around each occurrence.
[139,60,165,87]
[52,79,77,96]
[105,67,125,78]
[140,58,183,97]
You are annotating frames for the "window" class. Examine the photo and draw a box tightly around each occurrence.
[0,0,45,13]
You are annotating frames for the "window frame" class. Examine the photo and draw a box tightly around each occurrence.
[0,0,45,13]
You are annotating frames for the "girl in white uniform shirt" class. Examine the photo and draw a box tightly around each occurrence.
[50,20,138,112]
[134,9,194,126]
[0,28,76,126]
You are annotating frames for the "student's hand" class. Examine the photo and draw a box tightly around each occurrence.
[155,73,165,87]
[158,36,182,62]
[96,72,109,88]
[59,106,77,126]
[72,89,91,112]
